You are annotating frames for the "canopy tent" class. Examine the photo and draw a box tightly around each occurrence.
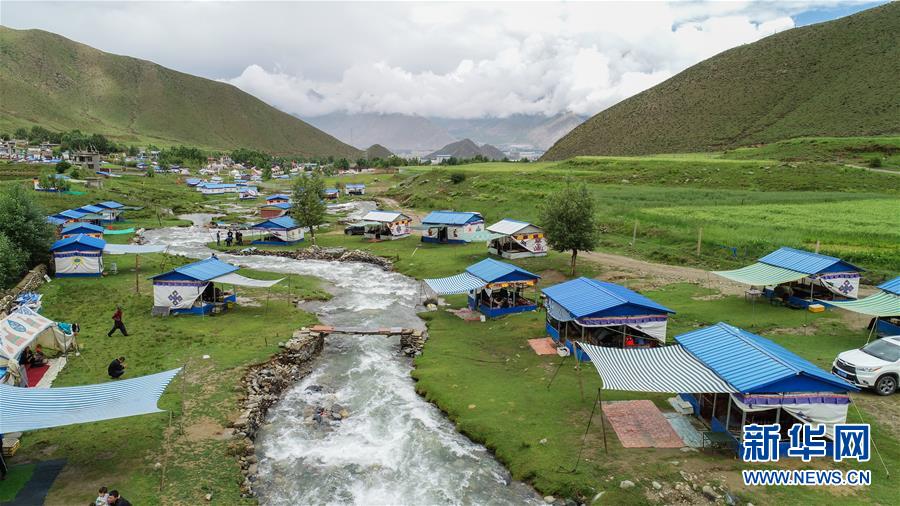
[878,276,900,296]
[577,342,737,393]
[361,210,412,240]
[345,183,366,195]
[424,272,486,295]
[0,307,74,362]
[250,216,303,245]
[824,291,900,317]
[151,257,282,314]
[543,277,675,357]
[713,247,864,302]
[486,219,548,258]
[420,211,485,244]
[103,244,167,255]
[0,368,181,433]
[462,259,541,317]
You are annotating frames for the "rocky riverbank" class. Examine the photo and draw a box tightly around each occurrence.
[0,264,47,315]
[230,328,325,497]
[236,245,394,270]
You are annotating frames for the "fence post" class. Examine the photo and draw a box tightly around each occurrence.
[696,227,702,257]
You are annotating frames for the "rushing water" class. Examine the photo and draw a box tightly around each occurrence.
[144,215,540,506]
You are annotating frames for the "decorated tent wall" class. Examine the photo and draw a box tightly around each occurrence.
[362,211,412,240]
[251,217,304,244]
[420,211,485,244]
[0,307,73,362]
[487,219,547,258]
[50,234,105,277]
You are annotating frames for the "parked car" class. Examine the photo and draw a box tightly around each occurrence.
[344,223,366,235]
[832,335,900,395]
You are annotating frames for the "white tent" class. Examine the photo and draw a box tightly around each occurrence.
[0,307,74,361]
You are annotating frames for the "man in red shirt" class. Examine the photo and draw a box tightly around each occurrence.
[107,306,129,337]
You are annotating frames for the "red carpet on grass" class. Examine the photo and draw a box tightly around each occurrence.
[603,400,684,448]
[26,364,50,387]
[527,337,558,355]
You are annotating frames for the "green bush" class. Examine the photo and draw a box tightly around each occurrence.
[868,156,883,168]
[450,172,466,184]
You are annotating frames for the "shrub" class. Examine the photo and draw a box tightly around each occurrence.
[450,172,466,184]
[868,156,883,168]
[55,160,71,173]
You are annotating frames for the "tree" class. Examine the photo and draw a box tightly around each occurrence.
[539,183,598,276]
[127,145,139,157]
[0,185,56,268]
[290,172,327,245]
[0,232,27,288]
[55,160,71,173]
[262,165,272,180]
[14,127,28,140]
[355,158,369,170]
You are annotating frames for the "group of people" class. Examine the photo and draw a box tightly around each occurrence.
[216,229,243,247]
[19,344,48,368]
[94,486,131,506]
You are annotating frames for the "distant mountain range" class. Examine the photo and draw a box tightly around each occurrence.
[544,2,900,159]
[426,139,505,161]
[0,26,360,158]
[303,112,585,152]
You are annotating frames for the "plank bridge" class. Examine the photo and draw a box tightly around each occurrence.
[309,325,416,337]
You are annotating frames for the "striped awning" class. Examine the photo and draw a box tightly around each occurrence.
[825,292,900,317]
[577,342,737,393]
[713,262,806,286]
[424,272,486,295]
[0,368,181,433]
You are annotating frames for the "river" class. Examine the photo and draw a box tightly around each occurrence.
[144,214,540,505]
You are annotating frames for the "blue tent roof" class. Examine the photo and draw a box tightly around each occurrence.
[346,183,365,189]
[878,276,900,296]
[95,201,124,209]
[266,194,290,200]
[759,247,862,275]
[466,258,539,284]
[675,322,857,393]
[185,178,201,185]
[55,209,88,220]
[262,202,292,210]
[51,234,106,251]
[76,204,105,214]
[324,188,339,193]
[47,216,67,226]
[202,183,237,189]
[151,257,239,282]
[253,216,298,230]
[421,211,483,226]
[61,222,105,235]
[542,277,674,318]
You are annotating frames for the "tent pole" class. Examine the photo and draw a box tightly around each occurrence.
[135,254,140,294]
[866,317,878,345]
[599,387,608,453]
[575,341,585,401]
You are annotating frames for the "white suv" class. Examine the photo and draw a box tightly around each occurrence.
[833,336,900,396]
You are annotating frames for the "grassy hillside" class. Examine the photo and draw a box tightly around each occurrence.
[0,27,361,158]
[544,3,900,159]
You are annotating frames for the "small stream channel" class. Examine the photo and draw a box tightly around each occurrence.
[143,214,541,505]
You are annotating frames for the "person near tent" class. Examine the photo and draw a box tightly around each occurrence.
[108,356,126,379]
[0,434,7,481]
[216,230,221,246]
[106,490,132,506]
[235,230,243,245]
[32,345,48,367]
[107,306,128,337]
[225,230,233,247]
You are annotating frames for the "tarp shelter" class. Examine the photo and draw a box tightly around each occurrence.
[0,307,74,363]
[714,247,863,307]
[486,219,548,259]
[185,178,202,186]
[579,322,858,455]
[60,222,105,239]
[826,276,900,337]
[50,234,105,277]
[323,188,340,200]
[259,202,292,219]
[150,257,282,315]
[425,258,541,317]
[251,216,304,245]
[94,201,125,222]
[0,368,181,433]
[543,277,675,360]
[361,210,411,241]
[420,211,485,244]
[103,244,167,255]
[345,183,366,195]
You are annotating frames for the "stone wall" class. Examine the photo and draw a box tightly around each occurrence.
[236,246,394,270]
[0,264,48,315]
[230,328,325,497]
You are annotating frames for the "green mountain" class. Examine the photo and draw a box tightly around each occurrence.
[544,3,900,160]
[0,26,360,158]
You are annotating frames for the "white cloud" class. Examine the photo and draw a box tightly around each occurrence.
[0,1,872,118]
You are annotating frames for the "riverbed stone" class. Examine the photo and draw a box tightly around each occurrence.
[620,480,635,489]
[543,496,555,503]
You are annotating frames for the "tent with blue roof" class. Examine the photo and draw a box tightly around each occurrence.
[94,201,125,222]
[50,234,106,277]
[266,194,290,203]
[150,257,282,315]
[259,201,292,219]
[578,322,857,455]
[424,258,541,317]
[60,222,105,239]
[542,277,675,360]
[75,204,105,215]
[713,247,863,306]
[251,217,304,245]
[825,276,900,337]
[420,211,485,244]
[323,188,340,200]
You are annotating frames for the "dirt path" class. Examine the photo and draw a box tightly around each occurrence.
[843,163,900,175]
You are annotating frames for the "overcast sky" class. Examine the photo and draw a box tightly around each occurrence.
[2,1,886,119]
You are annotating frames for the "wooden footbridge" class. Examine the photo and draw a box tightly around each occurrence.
[309,325,416,336]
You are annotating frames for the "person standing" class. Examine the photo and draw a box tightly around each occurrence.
[107,357,126,379]
[225,230,233,247]
[216,230,221,246]
[107,306,128,337]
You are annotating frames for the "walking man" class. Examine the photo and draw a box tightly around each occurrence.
[107,306,128,337]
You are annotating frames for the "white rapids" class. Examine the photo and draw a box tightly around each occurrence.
[144,215,540,506]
